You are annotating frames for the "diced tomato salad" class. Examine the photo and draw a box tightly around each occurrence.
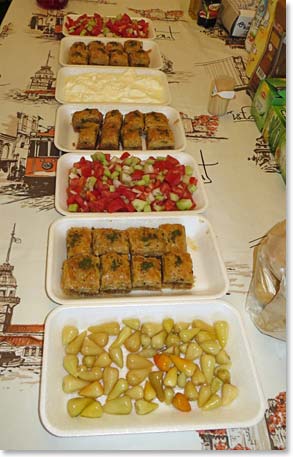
[66,152,198,213]
[64,13,149,38]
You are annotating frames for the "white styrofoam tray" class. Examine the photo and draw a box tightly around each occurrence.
[39,300,265,437]
[54,104,187,153]
[62,14,156,40]
[54,151,208,216]
[45,214,228,305]
[55,67,171,105]
[59,36,163,69]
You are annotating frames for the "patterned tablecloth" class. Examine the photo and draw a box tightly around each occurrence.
[0,0,286,451]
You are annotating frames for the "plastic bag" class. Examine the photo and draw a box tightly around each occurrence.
[246,220,286,341]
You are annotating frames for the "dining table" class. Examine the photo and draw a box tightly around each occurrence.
[0,0,286,451]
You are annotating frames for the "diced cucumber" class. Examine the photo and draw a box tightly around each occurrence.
[109,185,115,192]
[80,29,87,36]
[136,179,145,186]
[153,203,164,212]
[132,199,147,212]
[85,176,97,190]
[91,152,108,165]
[143,203,151,212]
[185,165,193,176]
[68,203,79,212]
[104,168,111,178]
[143,175,150,185]
[111,170,120,180]
[170,192,179,202]
[188,184,197,193]
[134,164,143,170]
[182,175,190,184]
[176,199,193,210]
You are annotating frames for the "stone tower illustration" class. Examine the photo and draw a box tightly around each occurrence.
[0,224,21,333]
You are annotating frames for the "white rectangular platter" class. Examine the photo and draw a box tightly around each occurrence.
[39,300,265,437]
[59,36,163,69]
[55,67,171,105]
[45,214,228,306]
[54,104,186,153]
[62,14,156,39]
[55,151,208,216]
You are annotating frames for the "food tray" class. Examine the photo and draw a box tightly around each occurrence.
[45,214,228,305]
[39,300,265,437]
[62,14,156,39]
[54,151,208,216]
[55,67,171,105]
[54,104,186,153]
[59,36,163,69]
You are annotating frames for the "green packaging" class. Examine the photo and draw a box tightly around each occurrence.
[263,104,286,154]
[251,78,286,132]
[275,132,286,183]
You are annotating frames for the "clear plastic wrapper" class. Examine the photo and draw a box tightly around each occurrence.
[246,220,286,341]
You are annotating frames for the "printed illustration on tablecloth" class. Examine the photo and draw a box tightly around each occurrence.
[195,56,249,91]
[28,8,66,40]
[197,427,257,450]
[160,54,193,84]
[154,24,180,41]
[265,391,286,450]
[200,24,246,49]
[0,111,61,207]
[228,105,255,123]
[0,22,13,41]
[5,51,57,104]
[128,8,184,22]
[181,113,228,141]
[248,135,279,174]
[0,225,43,382]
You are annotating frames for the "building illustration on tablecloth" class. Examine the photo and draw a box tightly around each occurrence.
[0,22,13,41]
[264,392,286,450]
[128,8,184,21]
[7,51,57,103]
[194,56,249,91]
[0,110,61,200]
[180,113,228,140]
[198,427,257,450]
[29,8,65,39]
[0,224,43,372]
[200,25,246,49]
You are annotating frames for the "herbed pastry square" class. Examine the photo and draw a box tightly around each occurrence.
[144,112,169,129]
[92,228,129,256]
[99,125,120,150]
[121,126,142,150]
[124,40,143,53]
[159,224,187,253]
[162,252,194,289]
[77,123,99,150]
[146,126,175,150]
[100,253,131,293]
[131,255,162,290]
[66,227,92,259]
[88,48,109,65]
[128,50,150,67]
[68,42,88,65]
[123,110,144,131]
[72,108,103,132]
[109,50,129,66]
[61,254,100,296]
[87,41,105,52]
[105,41,124,53]
[103,110,123,129]
[127,227,165,256]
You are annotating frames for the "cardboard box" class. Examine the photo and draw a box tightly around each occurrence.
[251,78,286,132]
[247,0,286,94]
[221,0,257,37]
[262,104,286,154]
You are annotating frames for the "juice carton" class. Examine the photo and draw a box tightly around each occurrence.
[262,104,286,154]
[251,78,286,132]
